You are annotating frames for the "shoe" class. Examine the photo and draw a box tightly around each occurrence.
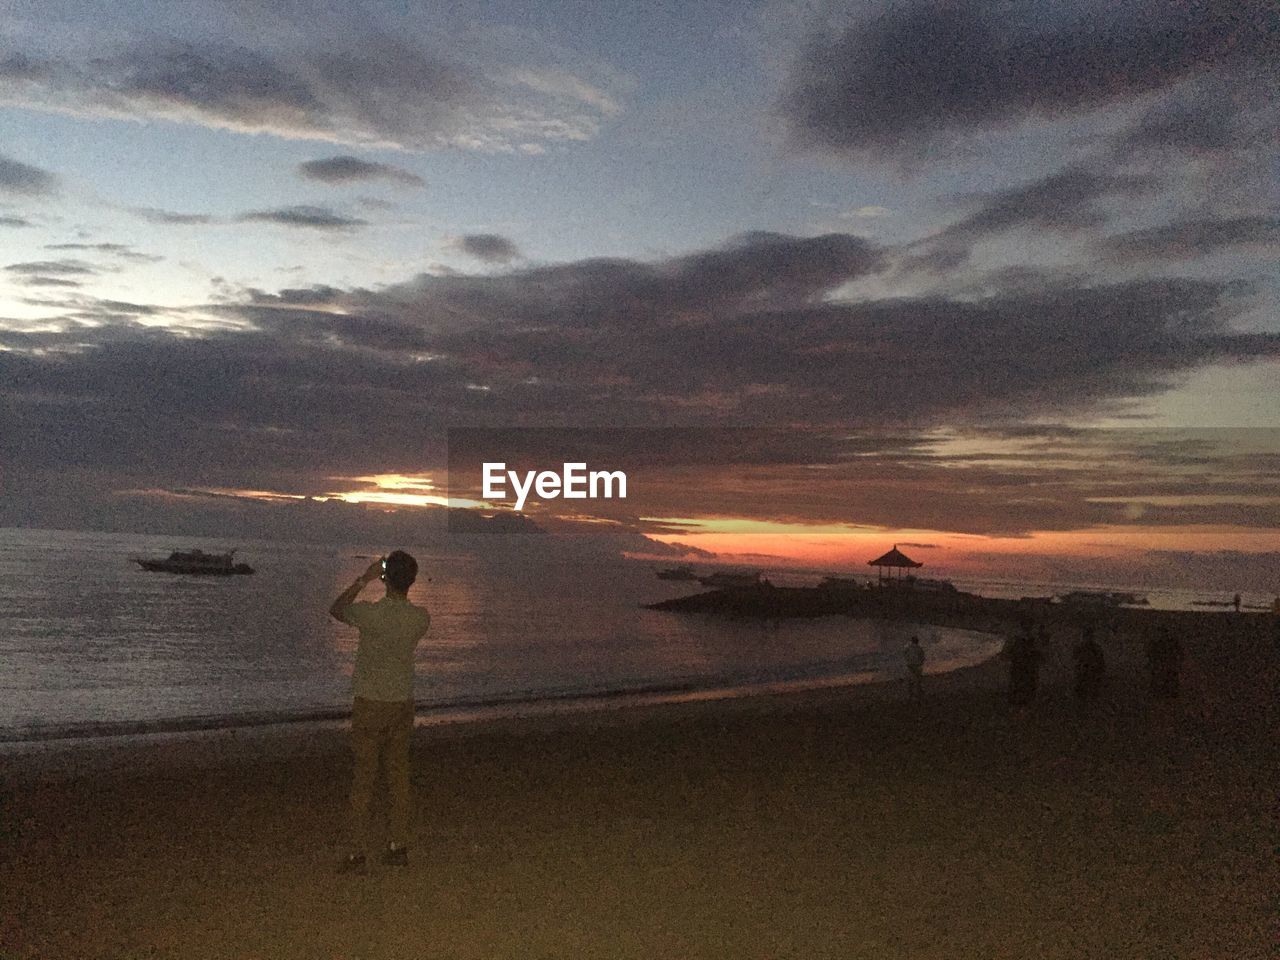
[381,844,408,867]
[337,853,368,875]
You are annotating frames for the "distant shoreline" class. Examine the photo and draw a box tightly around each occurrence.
[647,584,1271,634]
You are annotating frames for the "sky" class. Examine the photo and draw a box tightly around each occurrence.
[1,0,1278,588]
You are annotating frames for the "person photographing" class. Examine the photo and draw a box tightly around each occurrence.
[329,550,431,875]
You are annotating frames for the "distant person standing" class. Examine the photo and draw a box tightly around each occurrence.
[904,635,926,701]
[1145,624,1183,699]
[1003,623,1043,707]
[1072,625,1106,703]
[1232,593,1242,613]
[330,551,431,875]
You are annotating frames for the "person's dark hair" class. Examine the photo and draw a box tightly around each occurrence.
[384,550,418,593]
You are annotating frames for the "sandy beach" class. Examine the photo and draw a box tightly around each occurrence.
[2,608,1275,960]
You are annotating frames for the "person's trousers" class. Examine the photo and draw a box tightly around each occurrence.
[349,696,414,852]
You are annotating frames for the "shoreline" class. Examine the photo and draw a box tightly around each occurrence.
[8,594,1262,750]
[1,596,1264,755]
[0,644,1006,776]
[1,614,1005,749]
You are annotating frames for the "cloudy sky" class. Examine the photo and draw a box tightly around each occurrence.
[1,0,1277,585]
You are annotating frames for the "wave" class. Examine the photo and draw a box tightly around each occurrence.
[0,647,1000,744]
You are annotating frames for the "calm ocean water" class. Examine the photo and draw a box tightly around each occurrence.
[0,528,1009,742]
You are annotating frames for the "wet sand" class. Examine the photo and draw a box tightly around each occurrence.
[2,609,1275,959]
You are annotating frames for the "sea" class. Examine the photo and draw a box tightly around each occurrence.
[0,527,1256,744]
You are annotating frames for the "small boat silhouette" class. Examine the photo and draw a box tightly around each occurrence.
[133,548,254,575]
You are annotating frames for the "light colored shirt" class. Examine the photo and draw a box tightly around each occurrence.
[904,643,925,671]
[344,594,431,702]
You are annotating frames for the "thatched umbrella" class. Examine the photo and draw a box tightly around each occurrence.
[868,545,922,584]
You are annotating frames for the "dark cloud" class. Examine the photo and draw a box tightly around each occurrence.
[237,205,367,229]
[4,233,1277,507]
[224,248,1276,442]
[297,155,424,186]
[898,164,1159,275]
[1116,98,1242,157]
[13,275,83,288]
[449,233,521,264]
[114,43,320,122]
[1097,215,1280,262]
[0,233,878,487]
[45,242,163,263]
[1,215,34,228]
[945,166,1158,239]
[46,242,129,252]
[129,207,215,225]
[782,0,1280,161]
[332,231,884,338]
[5,259,97,276]
[0,153,58,196]
[1109,73,1280,163]
[0,29,621,152]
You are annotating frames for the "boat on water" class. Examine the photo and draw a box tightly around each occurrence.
[697,571,767,590]
[1056,589,1147,607]
[133,548,254,576]
[655,564,698,581]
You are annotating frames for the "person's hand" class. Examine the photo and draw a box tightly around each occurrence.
[360,558,384,583]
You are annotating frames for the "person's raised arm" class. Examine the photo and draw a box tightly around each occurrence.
[330,558,384,623]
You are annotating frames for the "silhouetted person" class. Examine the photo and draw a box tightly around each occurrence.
[1145,625,1183,699]
[1232,593,1241,613]
[330,551,431,875]
[904,635,925,701]
[1003,624,1042,707]
[1072,625,1106,703]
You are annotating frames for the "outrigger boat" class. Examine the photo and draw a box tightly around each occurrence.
[133,548,254,576]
